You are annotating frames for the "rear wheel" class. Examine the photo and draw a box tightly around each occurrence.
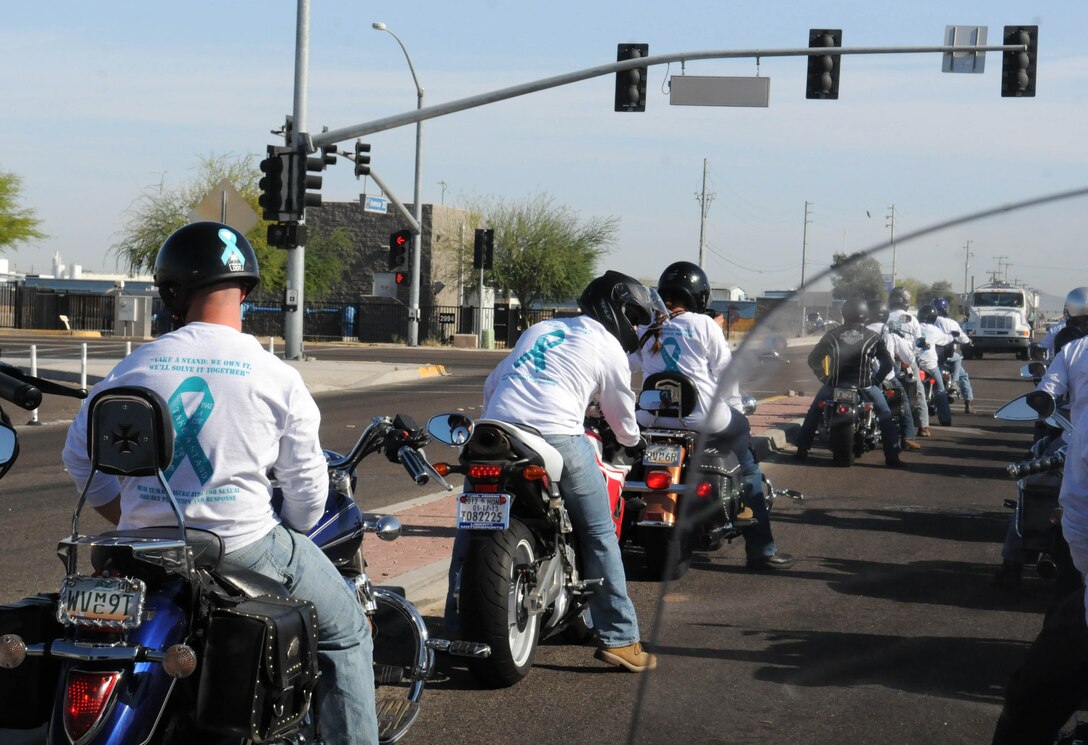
[460,520,541,688]
[829,421,856,466]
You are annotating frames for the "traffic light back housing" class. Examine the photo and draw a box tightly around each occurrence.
[806,29,842,100]
[1001,25,1038,98]
[614,43,649,112]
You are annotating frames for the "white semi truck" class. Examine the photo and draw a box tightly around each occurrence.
[962,283,1039,359]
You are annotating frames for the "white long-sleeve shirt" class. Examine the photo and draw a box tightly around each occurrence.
[867,322,915,382]
[917,322,953,370]
[629,311,734,433]
[61,323,329,553]
[482,316,641,447]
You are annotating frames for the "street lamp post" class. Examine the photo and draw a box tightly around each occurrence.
[373,22,424,347]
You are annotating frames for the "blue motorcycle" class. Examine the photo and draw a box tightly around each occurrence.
[0,365,487,745]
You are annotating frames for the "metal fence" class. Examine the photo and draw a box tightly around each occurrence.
[0,283,115,334]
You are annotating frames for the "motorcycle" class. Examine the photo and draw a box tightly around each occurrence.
[0,367,487,745]
[806,312,839,336]
[425,412,619,689]
[618,372,758,579]
[818,383,882,466]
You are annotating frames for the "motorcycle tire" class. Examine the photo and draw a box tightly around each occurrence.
[829,422,855,466]
[460,519,542,688]
[643,527,692,580]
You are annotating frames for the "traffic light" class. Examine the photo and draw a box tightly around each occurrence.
[614,43,649,112]
[258,145,291,221]
[294,149,325,219]
[473,228,494,269]
[395,271,408,285]
[389,229,411,271]
[354,141,372,177]
[806,29,842,100]
[1001,25,1038,98]
[267,222,307,250]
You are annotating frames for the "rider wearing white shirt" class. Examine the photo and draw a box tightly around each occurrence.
[933,296,975,414]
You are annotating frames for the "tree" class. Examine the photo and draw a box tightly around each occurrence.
[459,194,616,326]
[830,251,886,301]
[0,168,46,252]
[110,153,339,299]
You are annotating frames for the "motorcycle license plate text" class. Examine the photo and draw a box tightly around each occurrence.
[833,387,859,403]
[58,574,146,629]
[643,443,683,467]
[458,493,512,530]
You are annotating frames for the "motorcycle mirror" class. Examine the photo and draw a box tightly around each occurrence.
[741,395,758,416]
[637,389,667,412]
[994,392,1055,422]
[426,413,473,446]
[0,421,17,473]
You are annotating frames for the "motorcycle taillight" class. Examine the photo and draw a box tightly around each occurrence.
[467,464,503,480]
[645,471,673,490]
[695,481,714,499]
[64,670,121,742]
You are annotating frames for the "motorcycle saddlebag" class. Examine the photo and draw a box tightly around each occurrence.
[196,594,319,742]
[0,594,63,729]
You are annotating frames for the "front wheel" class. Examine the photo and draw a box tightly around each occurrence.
[460,520,541,688]
[829,421,856,466]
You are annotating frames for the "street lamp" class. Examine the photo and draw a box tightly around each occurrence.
[373,21,424,347]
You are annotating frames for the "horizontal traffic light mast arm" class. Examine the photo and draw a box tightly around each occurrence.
[311,42,1026,147]
[367,169,420,233]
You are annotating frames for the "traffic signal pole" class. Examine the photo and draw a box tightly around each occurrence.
[284,0,312,360]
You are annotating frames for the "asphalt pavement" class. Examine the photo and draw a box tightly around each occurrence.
[1,331,814,615]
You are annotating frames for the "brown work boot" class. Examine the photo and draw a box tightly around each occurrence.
[902,439,922,451]
[965,400,975,415]
[918,427,932,438]
[595,642,657,672]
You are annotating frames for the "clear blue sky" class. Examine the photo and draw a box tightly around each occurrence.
[2,2,1085,302]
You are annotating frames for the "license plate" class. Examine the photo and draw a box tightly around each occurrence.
[58,575,146,629]
[833,387,859,403]
[643,443,682,467]
[457,493,512,530]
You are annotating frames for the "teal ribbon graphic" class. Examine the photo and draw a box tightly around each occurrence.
[219,228,245,266]
[513,329,566,370]
[163,376,215,484]
[661,338,682,371]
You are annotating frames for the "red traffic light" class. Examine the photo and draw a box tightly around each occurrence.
[395,272,407,285]
[394,233,409,247]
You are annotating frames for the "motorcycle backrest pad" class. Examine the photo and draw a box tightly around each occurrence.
[196,594,319,741]
[87,386,174,477]
[642,372,697,418]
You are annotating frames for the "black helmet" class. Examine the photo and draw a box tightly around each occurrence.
[918,304,939,324]
[578,271,654,353]
[888,286,912,311]
[839,297,869,324]
[154,221,260,317]
[657,261,710,313]
[871,300,890,324]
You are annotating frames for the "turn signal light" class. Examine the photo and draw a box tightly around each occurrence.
[645,471,673,490]
[695,481,714,499]
[818,400,827,409]
[163,644,198,679]
[522,465,548,481]
[64,670,121,742]
[0,633,27,668]
[432,462,451,477]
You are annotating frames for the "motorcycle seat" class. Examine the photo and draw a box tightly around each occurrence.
[473,419,565,481]
[88,527,224,572]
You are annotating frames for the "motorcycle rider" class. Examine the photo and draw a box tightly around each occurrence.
[793,297,905,467]
[60,222,379,745]
[991,287,1088,744]
[886,286,933,436]
[917,304,954,427]
[630,261,793,570]
[933,296,976,414]
[866,301,922,451]
[463,270,658,672]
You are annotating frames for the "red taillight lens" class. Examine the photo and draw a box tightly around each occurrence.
[695,481,714,499]
[837,405,850,414]
[64,670,121,742]
[645,471,673,490]
[818,400,827,409]
[467,465,502,480]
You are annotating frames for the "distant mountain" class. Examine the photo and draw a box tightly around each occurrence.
[1038,292,1065,313]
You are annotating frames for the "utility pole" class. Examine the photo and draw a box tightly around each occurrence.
[885,204,897,288]
[962,240,973,295]
[696,158,714,266]
[800,200,812,336]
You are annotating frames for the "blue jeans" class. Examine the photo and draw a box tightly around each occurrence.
[885,376,917,440]
[224,525,379,745]
[948,355,974,401]
[921,363,953,426]
[705,410,776,560]
[445,434,641,648]
[796,383,901,459]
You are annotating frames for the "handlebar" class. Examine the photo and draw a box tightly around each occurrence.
[1006,451,1065,480]
[0,368,42,411]
[398,445,452,491]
